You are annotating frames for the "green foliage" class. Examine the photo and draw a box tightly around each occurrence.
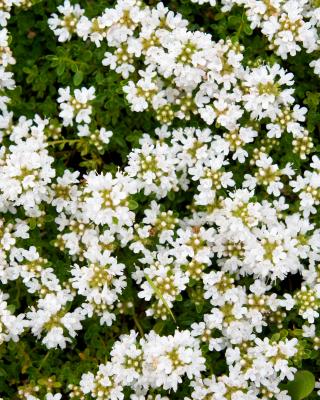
[1,0,320,399]
[285,371,316,400]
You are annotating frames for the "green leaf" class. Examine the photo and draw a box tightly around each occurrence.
[73,70,84,86]
[29,218,37,230]
[213,12,225,21]
[45,214,55,222]
[228,15,241,27]
[175,294,183,301]
[56,63,65,76]
[82,50,92,62]
[95,72,104,84]
[243,24,253,35]
[195,304,203,313]
[7,304,16,313]
[168,191,175,201]
[285,370,315,400]
[128,199,139,210]
[153,320,166,334]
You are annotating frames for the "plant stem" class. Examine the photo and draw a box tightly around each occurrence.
[46,139,82,146]
[133,312,144,337]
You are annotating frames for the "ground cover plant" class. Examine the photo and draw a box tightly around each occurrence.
[1,0,320,399]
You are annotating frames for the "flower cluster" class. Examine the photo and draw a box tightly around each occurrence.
[50,0,311,148]
[1,0,320,398]
[80,330,205,396]
[189,0,320,74]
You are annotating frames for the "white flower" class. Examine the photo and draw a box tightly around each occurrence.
[58,86,95,126]
[48,0,84,42]
[310,58,320,76]
[45,394,62,400]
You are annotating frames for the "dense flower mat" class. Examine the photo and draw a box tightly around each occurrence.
[1,0,320,399]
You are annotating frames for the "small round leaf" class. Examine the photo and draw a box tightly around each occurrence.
[286,370,315,400]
